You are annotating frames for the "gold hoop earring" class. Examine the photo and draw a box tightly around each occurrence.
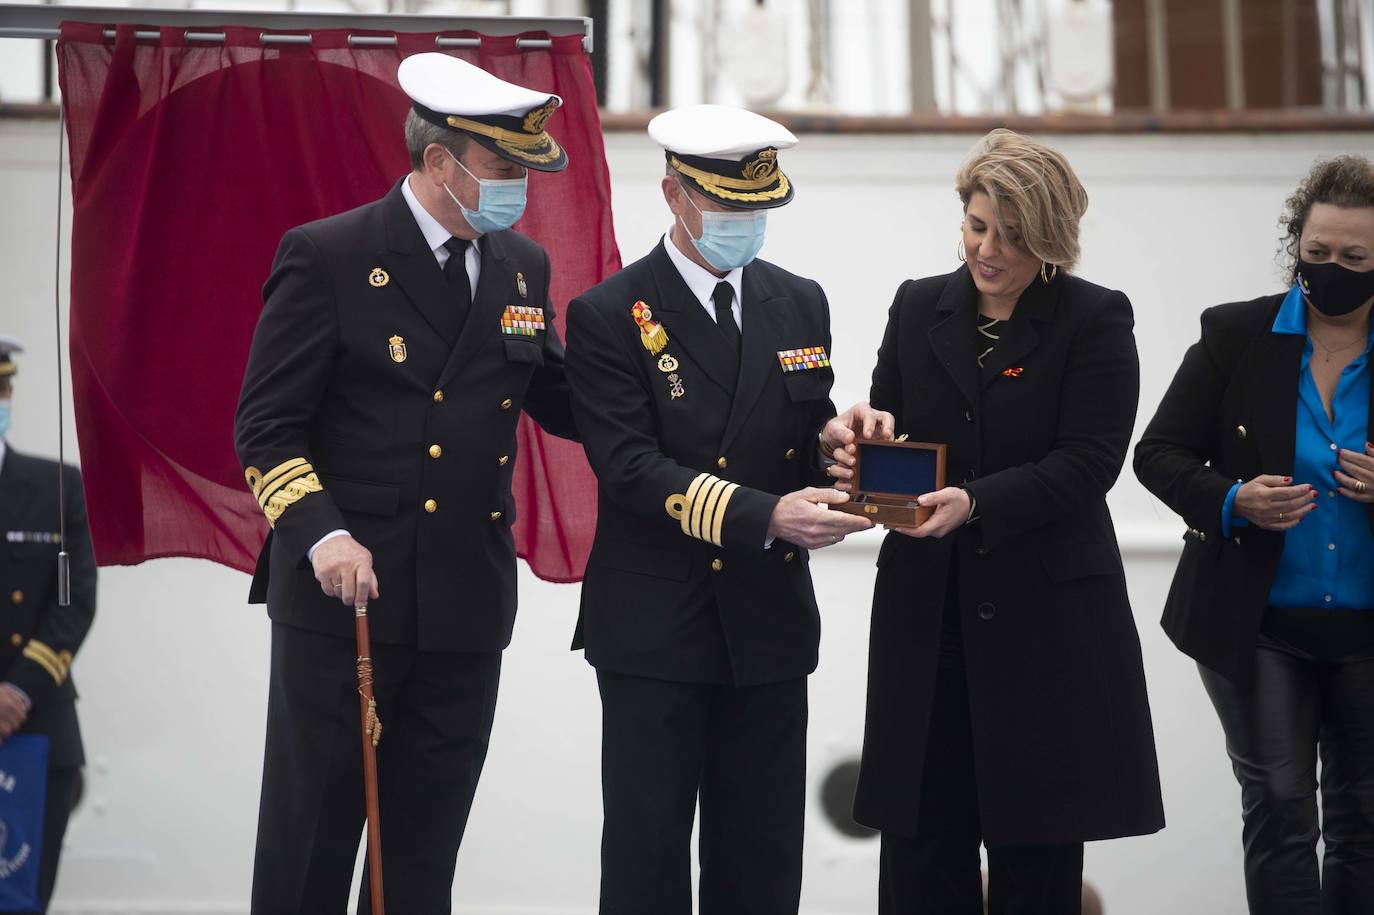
[957,241,966,263]
[1040,262,1058,284]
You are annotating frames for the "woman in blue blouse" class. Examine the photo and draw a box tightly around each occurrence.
[1136,154,1374,913]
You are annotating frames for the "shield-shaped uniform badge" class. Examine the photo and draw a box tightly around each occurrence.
[388,335,407,363]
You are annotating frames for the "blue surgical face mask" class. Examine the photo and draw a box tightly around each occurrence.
[445,150,528,235]
[0,400,10,441]
[678,180,767,271]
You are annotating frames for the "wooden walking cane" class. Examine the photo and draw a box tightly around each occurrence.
[355,603,385,914]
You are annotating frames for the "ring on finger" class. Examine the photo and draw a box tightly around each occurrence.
[1358,480,1368,494]
[1278,511,1285,521]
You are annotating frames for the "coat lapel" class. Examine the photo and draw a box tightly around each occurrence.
[719,264,786,454]
[926,266,980,409]
[979,276,1057,388]
[647,242,739,395]
[1250,330,1304,473]
[377,180,461,346]
[436,230,514,390]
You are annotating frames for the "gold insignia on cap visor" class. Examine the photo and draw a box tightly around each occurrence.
[442,114,565,166]
[523,98,559,134]
[669,155,791,204]
[742,149,779,181]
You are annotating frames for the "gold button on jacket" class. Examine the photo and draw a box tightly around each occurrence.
[424,499,438,513]
[710,558,724,572]
[428,444,442,458]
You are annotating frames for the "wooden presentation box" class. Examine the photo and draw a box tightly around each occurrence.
[832,439,947,528]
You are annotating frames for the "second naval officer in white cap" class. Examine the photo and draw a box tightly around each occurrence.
[235,53,578,912]
[565,104,891,914]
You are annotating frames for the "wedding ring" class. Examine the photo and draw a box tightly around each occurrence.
[1278,512,1285,521]
[831,534,839,544]
[1358,480,1367,494]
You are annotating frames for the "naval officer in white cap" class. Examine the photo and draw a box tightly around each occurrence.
[235,53,578,912]
[565,105,890,914]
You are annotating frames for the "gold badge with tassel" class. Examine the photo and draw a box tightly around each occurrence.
[631,301,669,355]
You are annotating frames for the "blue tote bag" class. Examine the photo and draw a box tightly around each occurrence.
[0,735,48,910]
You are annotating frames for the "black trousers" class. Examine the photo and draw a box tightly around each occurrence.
[1199,607,1374,915]
[596,669,808,915]
[251,623,501,915]
[880,593,1083,915]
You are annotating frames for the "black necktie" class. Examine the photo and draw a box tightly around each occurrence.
[712,282,740,352]
[443,237,472,331]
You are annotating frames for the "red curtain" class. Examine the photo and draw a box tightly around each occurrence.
[56,24,615,582]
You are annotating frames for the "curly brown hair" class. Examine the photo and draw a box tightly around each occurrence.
[1279,154,1374,277]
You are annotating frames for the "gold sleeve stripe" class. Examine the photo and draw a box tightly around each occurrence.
[679,474,710,534]
[664,473,739,547]
[22,640,69,685]
[258,462,318,509]
[262,472,324,528]
[690,478,726,541]
[695,479,730,542]
[710,483,739,547]
[251,458,310,502]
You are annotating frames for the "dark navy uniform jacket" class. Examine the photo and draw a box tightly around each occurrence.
[566,240,837,686]
[234,180,577,651]
[0,448,96,769]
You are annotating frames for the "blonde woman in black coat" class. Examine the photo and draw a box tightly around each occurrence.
[834,130,1165,915]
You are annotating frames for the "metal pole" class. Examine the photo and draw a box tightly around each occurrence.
[1333,0,1349,109]
[1221,0,1246,111]
[0,4,593,51]
[1145,0,1170,114]
[907,0,937,113]
[649,0,669,108]
[1281,0,1298,109]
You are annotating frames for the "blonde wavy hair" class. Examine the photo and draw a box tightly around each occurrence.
[955,128,1089,272]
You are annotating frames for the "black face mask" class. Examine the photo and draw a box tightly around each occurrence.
[1296,258,1374,317]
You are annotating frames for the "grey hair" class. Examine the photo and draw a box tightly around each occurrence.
[405,109,469,171]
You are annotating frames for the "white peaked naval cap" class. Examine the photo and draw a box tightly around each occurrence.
[649,105,797,209]
[398,52,567,172]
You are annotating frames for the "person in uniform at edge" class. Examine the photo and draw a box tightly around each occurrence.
[565,105,890,915]
[841,130,1164,915]
[1136,154,1374,914]
[0,336,96,915]
[234,54,577,914]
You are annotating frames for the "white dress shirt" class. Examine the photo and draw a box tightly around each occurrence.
[402,173,481,290]
[308,177,483,563]
[663,231,743,331]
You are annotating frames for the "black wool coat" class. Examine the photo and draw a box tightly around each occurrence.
[853,265,1165,846]
[1133,293,1374,684]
